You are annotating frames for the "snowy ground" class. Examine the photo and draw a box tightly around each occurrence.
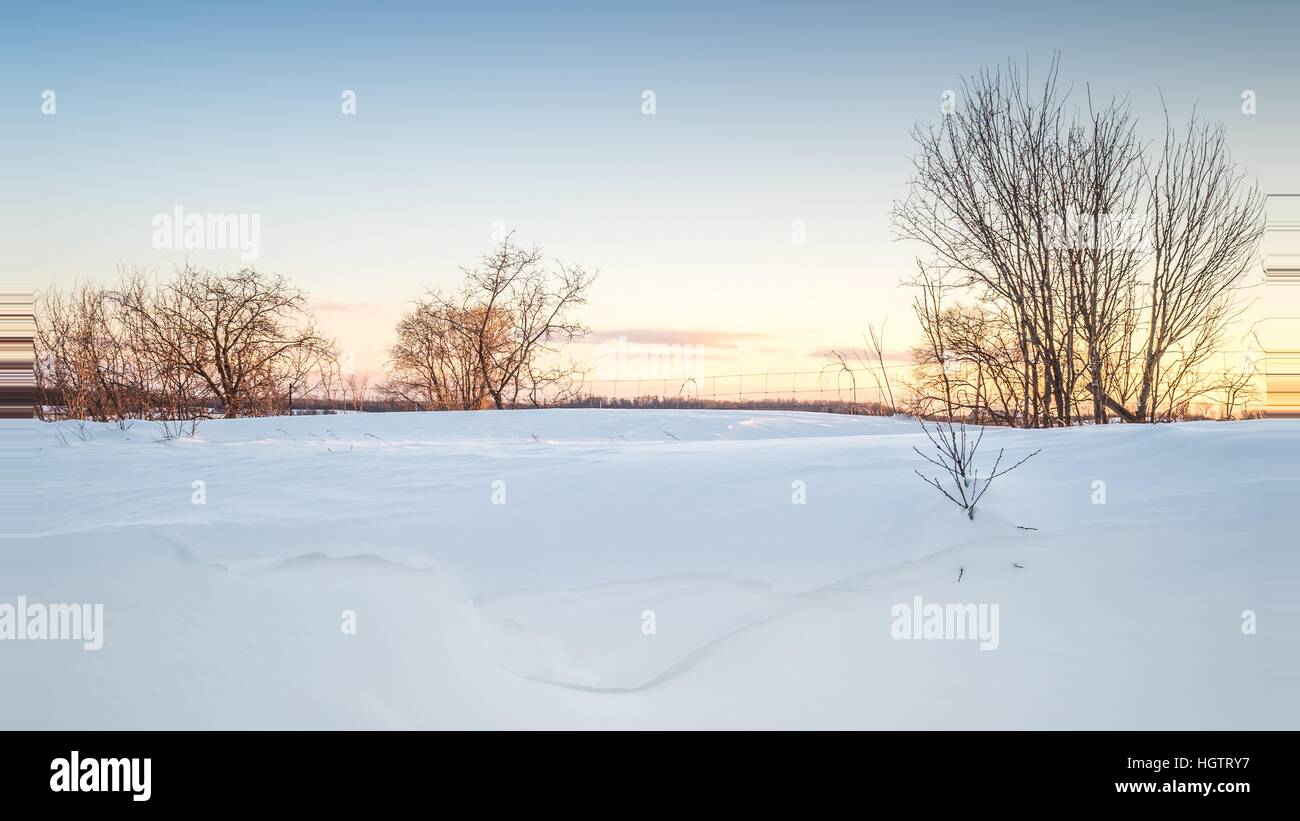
[3,409,1296,729]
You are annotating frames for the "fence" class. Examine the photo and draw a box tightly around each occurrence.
[567,350,1279,418]
[577,363,908,408]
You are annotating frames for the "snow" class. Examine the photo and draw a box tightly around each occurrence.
[3,409,1296,728]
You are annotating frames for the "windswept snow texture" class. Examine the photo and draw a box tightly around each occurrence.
[4,410,1296,728]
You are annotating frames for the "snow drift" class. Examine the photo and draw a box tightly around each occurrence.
[3,410,1295,728]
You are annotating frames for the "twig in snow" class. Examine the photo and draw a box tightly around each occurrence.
[663,430,679,440]
[957,567,964,582]
[912,414,1041,520]
[1016,525,1038,531]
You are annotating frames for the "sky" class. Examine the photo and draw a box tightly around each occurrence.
[4,0,1299,385]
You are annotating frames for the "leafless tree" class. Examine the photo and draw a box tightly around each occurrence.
[344,370,370,412]
[894,57,1075,426]
[1196,361,1258,420]
[1126,113,1265,421]
[387,234,595,410]
[1053,92,1147,423]
[906,265,1029,424]
[386,300,505,410]
[35,282,154,422]
[894,56,1265,426]
[114,265,335,417]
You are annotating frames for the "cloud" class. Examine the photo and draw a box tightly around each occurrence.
[808,346,913,364]
[588,328,776,348]
[312,300,378,313]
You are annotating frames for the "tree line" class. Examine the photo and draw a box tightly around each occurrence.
[34,235,595,423]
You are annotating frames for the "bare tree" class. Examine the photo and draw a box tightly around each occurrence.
[910,304,1030,425]
[388,234,596,410]
[344,370,370,412]
[386,300,505,410]
[35,282,154,422]
[895,57,1265,426]
[1127,114,1265,421]
[459,235,595,409]
[894,57,1075,427]
[1053,93,1147,423]
[1201,362,1259,420]
[114,265,335,417]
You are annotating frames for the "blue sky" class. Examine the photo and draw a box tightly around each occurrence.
[4,0,1298,374]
